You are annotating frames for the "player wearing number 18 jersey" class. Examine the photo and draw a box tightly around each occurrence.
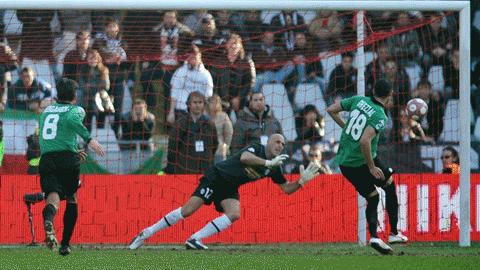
[327,79,407,255]
[39,78,105,256]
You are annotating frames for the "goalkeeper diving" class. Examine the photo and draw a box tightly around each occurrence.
[129,133,320,250]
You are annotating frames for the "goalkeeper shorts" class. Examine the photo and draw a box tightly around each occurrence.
[192,167,240,212]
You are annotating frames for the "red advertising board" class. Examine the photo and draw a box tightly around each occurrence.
[0,174,478,244]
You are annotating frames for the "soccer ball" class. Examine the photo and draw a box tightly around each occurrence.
[406,98,428,117]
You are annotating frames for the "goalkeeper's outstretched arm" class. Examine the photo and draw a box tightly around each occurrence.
[279,163,320,194]
[240,151,289,168]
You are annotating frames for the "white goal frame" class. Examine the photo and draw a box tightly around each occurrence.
[0,0,470,246]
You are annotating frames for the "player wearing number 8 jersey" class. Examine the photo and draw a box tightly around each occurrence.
[327,79,408,255]
[39,78,105,256]
[129,134,321,250]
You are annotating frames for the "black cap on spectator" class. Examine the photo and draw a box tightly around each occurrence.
[56,78,78,102]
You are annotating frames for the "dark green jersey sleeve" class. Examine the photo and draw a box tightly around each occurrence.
[69,106,91,142]
[340,96,362,111]
[367,112,387,133]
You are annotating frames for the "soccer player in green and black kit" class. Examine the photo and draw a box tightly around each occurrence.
[39,78,105,255]
[327,79,408,255]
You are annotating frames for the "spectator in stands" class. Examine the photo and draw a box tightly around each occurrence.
[386,12,421,67]
[295,104,325,144]
[241,11,264,53]
[78,49,111,131]
[54,11,92,75]
[397,106,433,144]
[91,11,121,35]
[122,11,162,58]
[286,32,324,105]
[167,44,213,125]
[63,31,91,81]
[93,18,128,137]
[165,91,217,174]
[206,94,233,163]
[251,30,294,92]
[193,13,226,65]
[441,146,460,174]
[382,58,411,142]
[231,91,283,153]
[0,43,19,112]
[419,12,450,74]
[16,11,57,87]
[210,34,255,113]
[443,49,459,100]
[366,11,394,33]
[16,11,55,62]
[215,10,242,42]
[366,43,390,94]
[7,67,52,112]
[183,10,209,35]
[384,58,411,106]
[141,11,192,110]
[308,11,345,52]
[270,11,305,51]
[412,79,445,141]
[292,144,332,174]
[120,98,155,151]
[325,52,356,105]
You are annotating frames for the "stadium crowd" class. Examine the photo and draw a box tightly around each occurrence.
[0,8,471,174]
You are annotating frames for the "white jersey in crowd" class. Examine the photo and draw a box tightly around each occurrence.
[170,62,214,111]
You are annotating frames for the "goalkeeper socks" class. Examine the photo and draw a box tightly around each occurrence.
[384,184,399,235]
[190,215,232,241]
[366,194,380,238]
[42,204,57,224]
[61,203,78,246]
[144,207,184,238]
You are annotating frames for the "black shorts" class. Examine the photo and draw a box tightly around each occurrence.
[339,158,394,198]
[192,167,239,212]
[39,151,81,199]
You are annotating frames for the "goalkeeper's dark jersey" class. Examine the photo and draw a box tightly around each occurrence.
[212,143,287,187]
[39,102,91,155]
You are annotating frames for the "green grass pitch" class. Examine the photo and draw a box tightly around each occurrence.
[1,243,480,270]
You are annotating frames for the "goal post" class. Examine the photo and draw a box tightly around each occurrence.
[0,0,470,246]
[458,3,471,247]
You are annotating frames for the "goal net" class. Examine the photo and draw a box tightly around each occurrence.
[0,9,462,174]
[0,4,473,245]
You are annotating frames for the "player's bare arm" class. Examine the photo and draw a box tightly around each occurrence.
[360,126,385,180]
[88,139,105,157]
[326,101,346,128]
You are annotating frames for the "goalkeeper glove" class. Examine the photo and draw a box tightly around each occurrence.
[265,154,289,168]
[298,162,320,187]
[95,90,115,113]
